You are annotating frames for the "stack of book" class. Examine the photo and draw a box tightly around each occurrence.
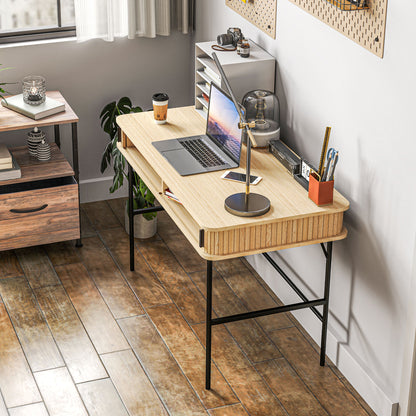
[0,144,21,180]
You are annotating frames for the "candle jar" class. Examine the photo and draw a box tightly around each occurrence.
[22,76,46,105]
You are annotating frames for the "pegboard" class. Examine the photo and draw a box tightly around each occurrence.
[226,0,277,39]
[288,0,388,57]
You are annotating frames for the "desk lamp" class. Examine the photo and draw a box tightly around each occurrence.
[212,52,270,217]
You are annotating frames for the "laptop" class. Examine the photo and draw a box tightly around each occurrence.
[152,83,242,176]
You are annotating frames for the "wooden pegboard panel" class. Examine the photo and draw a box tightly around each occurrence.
[226,0,277,39]
[288,0,388,57]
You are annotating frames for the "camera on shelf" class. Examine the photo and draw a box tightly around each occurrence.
[217,28,243,47]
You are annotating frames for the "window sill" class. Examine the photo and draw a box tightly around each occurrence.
[0,36,77,49]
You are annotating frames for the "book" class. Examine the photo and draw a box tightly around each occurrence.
[164,189,182,205]
[0,161,13,170]
[1,94,65,120]
[0,154,21,181]
[0,143,12,164]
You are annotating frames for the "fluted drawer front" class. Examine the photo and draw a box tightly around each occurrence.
[205,212,344,256]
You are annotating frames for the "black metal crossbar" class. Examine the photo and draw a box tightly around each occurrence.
[211,298,326,326]
[133,205,165,216]
[263,252,324,322]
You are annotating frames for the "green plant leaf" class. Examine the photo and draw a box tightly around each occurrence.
[99,101,116,119]
[100,97,156,213]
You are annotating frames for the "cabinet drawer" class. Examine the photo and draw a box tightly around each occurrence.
[0,177,79,251]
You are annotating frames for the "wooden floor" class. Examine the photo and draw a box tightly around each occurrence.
[0,198,376,416]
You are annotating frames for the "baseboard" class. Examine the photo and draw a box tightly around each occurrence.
[79,176,127,203]
[246,253,397,416]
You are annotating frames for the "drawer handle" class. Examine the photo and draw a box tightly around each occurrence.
[10,204,48,214]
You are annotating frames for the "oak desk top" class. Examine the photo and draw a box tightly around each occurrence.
[0,91,78,132]
[117,106,349,260]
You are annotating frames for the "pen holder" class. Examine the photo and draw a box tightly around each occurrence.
[308,174,334,206]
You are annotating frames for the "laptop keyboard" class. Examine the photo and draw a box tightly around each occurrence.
[180,138,225,168]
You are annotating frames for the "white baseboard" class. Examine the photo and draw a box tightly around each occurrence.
[79,176,127,203]
[246,253,396,416]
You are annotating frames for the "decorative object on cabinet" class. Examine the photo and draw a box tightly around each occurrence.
[27,127,45,156]
[100,97,158,238]
[226,0,277,38]
[195,40,275,119]
[288,0,387,58]
[36,139,51,161]
[22,75,46,105]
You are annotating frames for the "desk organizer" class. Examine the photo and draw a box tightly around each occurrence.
[308,175,334,206]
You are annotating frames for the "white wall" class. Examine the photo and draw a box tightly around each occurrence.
[399,234,416,416]
[0,34,193,201]
[195,1,416,415]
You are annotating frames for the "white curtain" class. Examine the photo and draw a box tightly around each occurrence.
[74,0,193,42]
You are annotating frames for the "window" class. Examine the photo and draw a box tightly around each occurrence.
[0,0,76,44]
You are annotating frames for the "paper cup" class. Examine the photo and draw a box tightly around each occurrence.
[152,93,169,124]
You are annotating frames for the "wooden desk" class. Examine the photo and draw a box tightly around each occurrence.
[117,106,349,388]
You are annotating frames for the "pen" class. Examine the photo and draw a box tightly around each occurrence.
[322,153,333,182]
[328,152,339,181]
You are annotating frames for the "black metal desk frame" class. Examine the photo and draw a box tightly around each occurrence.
[127,163,333,390]
[54,122,82,247]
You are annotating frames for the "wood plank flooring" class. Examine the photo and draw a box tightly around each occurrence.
[0,198,376,416]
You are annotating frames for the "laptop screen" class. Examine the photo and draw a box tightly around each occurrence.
[206,84,242,162]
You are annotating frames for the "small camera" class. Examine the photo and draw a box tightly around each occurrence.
[217,28,243,47]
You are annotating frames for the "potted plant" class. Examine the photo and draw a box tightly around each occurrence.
[0,64,13,102]
[100,97,158,238]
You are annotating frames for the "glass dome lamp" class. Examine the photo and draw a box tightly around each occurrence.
[242,90,280,147]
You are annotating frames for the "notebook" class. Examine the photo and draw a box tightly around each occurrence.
[152,84,242,176]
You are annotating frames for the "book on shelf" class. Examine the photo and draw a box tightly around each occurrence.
[0,144,12,170]
[1,94,65,120]
[0,155,21,181]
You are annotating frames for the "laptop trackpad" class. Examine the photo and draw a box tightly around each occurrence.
[162,149,204,176]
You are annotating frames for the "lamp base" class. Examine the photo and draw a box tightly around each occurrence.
[224,193,270,217]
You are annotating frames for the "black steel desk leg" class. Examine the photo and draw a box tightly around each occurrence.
[205,260,213,390]
[128,164,135,271]
[320,241,333,366]
[71,123,82,248]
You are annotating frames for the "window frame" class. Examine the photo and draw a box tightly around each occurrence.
[0,1,76,45]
